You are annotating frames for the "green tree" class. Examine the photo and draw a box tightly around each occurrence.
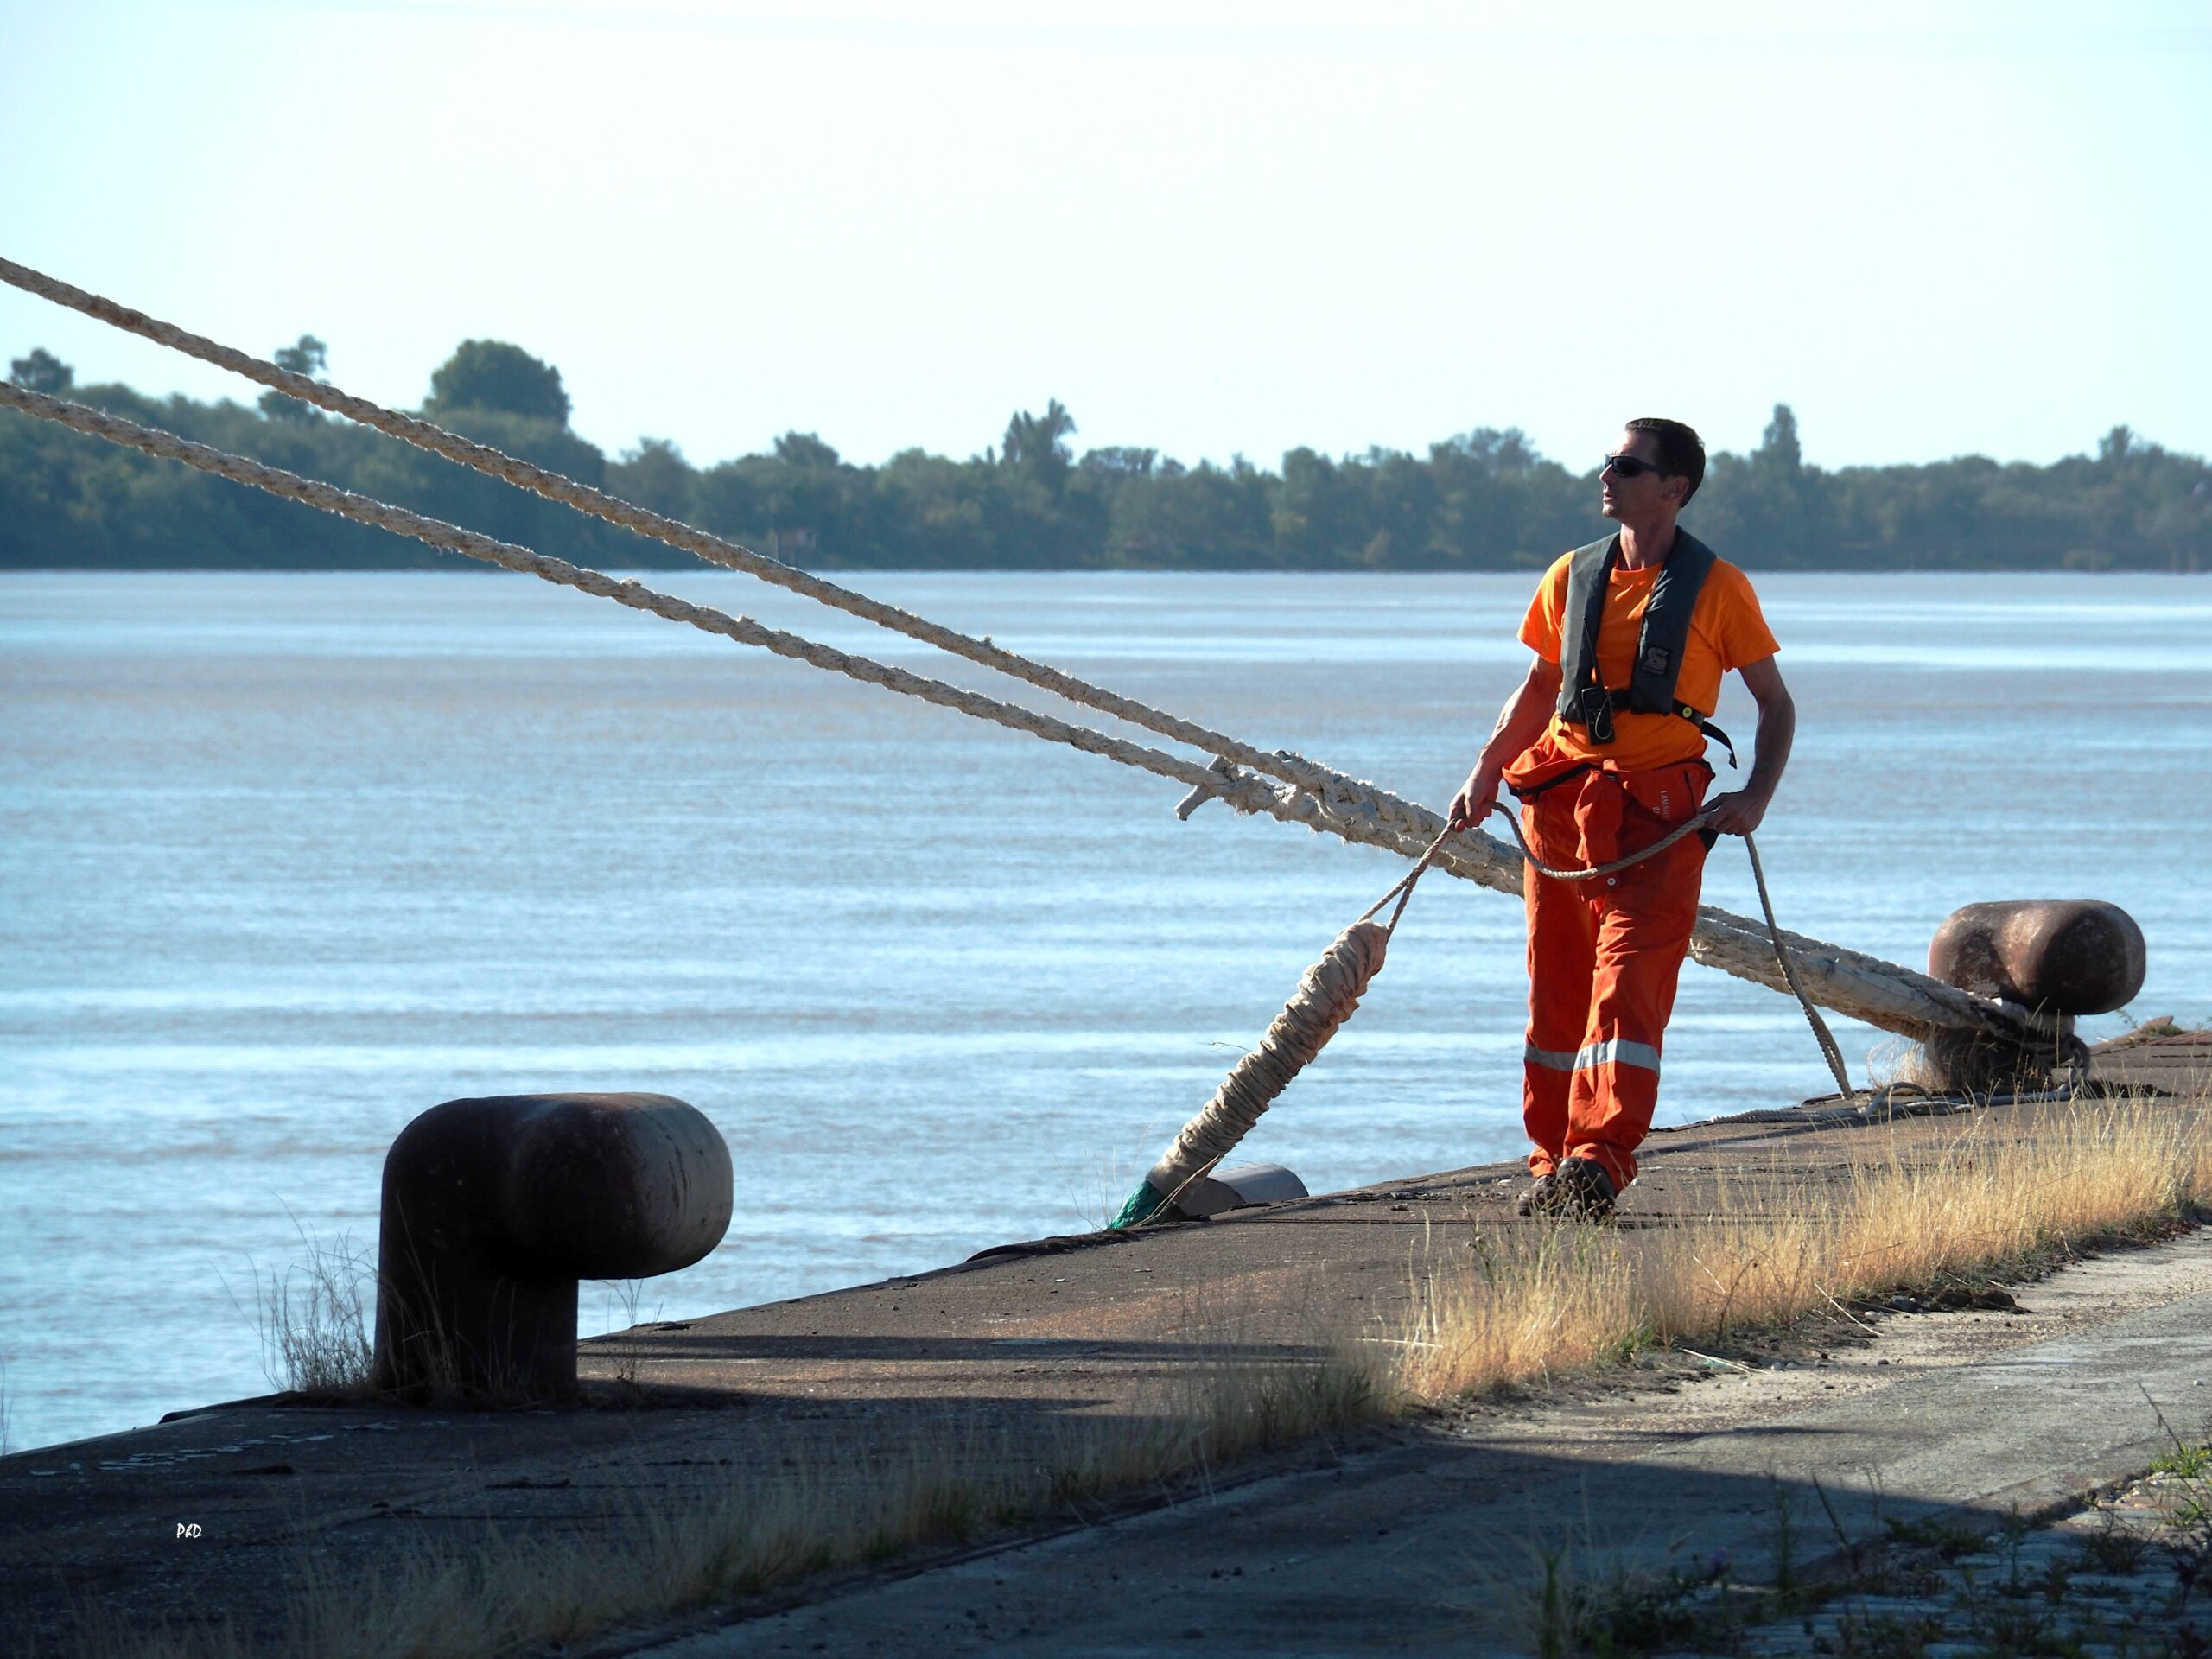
[1759,403,1802,472]
[259,334,329,424]
[773,431,841,470]
[425,340,571,425]
[8,347,72,394]
[608,436,697,522]
[1001,399,1077,492]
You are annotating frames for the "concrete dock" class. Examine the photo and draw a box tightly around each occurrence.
[3,1032,2205,1656]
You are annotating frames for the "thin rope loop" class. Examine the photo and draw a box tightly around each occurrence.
[1745,831,1855,1096]
[1484,794,1854,1095]
[1484,800,1717,882]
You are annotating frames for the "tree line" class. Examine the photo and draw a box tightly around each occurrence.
[4,339,2205,572]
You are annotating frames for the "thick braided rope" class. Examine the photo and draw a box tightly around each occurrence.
[0,255,1363,810]
[0,383,1247,794]
[1142,919,1391,1209]
[0,381,1542,900]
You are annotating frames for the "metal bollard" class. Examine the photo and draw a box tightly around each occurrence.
[371,1092,732,1403]
[1928,900,2147,1017]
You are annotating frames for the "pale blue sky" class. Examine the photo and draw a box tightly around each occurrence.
[2,0,2204,472]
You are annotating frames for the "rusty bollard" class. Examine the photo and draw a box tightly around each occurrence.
[1929,900,2146,1016]
[372,1093,732,1403]
[1921,901,2146,1094]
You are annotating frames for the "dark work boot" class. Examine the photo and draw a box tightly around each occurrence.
[1515,1170,1560,1217]
[1552,1156,1618,1220]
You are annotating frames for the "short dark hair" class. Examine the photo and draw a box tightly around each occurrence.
[1624,417,1706,505]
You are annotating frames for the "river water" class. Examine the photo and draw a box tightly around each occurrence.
[3,569,2207,1452]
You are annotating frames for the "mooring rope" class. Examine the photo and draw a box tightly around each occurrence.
[0,255,1367,812]
[0,384,1236,789]
[0,366,2039,1052]
[1116,825,1461,1226]
[0,379,1545,908]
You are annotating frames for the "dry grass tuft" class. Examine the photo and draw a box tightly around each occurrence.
[249,1225,376,1397]
[1399,1100,2211,1402]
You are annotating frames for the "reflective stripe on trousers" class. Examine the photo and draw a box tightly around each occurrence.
[1522,1039,1662,1076]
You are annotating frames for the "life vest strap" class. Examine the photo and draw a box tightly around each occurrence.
[1580,690,1739,770]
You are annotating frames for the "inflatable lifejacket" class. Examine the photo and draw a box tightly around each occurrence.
[1555,528,1736,765]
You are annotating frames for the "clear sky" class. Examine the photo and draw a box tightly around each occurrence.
[2,0,2204,473]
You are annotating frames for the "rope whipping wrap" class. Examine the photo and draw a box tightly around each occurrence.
[0,256,1358,809]
[1116,920,1392,1228]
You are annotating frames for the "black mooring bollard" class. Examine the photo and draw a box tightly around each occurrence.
[1928,900,2146,1016]
[1918,900,2147,1095]
[371,1092,732,1403]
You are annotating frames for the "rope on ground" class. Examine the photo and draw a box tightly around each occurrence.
[0,255,1363,813]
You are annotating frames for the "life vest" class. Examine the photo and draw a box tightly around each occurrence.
[1554,528,1737,765]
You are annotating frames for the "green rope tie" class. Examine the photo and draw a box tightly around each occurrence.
[1109,1179,1182,1230]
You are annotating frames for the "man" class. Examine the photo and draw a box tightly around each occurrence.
[1448,418,1794,1219]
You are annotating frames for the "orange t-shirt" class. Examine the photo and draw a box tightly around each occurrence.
[1517,544,1779,771]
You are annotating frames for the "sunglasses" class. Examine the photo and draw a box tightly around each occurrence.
[1601,453,1669,479]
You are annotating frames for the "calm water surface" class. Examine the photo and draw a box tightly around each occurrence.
[3,569,2208,1452]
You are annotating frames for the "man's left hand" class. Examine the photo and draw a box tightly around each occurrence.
[1702,789,1770,836]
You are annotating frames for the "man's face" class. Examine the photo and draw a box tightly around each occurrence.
[1599,429,1684,520]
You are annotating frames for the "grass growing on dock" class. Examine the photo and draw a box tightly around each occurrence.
[1397,1097,2212,1402]
[54,1337,1388,1659]
[250,1225,375,1396]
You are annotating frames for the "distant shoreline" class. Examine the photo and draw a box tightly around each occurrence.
[4,364,2204,575]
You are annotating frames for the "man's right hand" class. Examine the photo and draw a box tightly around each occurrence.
[1449,766,1500,831]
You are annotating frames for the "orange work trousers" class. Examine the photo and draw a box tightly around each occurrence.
[1508,747,1713,1191]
